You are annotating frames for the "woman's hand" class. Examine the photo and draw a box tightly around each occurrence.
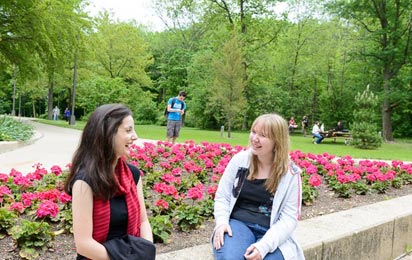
[213,224,232,250]
[244,245,262,260]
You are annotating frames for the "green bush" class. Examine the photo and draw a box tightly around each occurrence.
[10,219,53,259]
[149,215,173,243]
[0,116,33,141]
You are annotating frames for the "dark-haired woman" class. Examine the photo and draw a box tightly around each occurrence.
[64,104,153,260]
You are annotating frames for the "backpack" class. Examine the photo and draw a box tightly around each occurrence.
[163,97,186,118]
[163,98,177,118]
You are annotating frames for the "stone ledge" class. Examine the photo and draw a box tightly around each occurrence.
[157,194,412,260]
[0,117,41,154]
[0,130,42,154]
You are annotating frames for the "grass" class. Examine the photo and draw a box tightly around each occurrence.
[36,119,412,162]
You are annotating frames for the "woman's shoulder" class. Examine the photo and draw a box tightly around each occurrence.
[126,163,141,184]
[67,169,90,195]
[232,149,250,160]
[73,168,87,182]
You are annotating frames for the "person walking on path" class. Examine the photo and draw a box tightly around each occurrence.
[64,108,71,122]
[166,91,186,144]
[52,106,60,120]
[212,113,305,260]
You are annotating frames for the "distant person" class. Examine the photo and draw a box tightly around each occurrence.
[312,121,324,144]
[166,91,186,144]
[52,106,60,121]
[64,104,154,260]
[335,121,344,132]
[301,115,308,137]
[288,116,298,133]
[64,108,71,122]
[63,107,69,121]
[212,113,305,260]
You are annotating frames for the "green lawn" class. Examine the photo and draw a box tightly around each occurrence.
[36,119,412,162]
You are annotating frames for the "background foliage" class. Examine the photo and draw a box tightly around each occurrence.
[1,0,412,140]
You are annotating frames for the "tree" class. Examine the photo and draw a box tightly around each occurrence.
[212,33,246,138]
[351,85,382,149]
[89,13,153,83]
[328,0,412,141]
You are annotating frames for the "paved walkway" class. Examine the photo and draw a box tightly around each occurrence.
[0,120,154,174]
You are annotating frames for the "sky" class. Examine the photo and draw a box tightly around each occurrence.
[85,1,290,32]
[86,0,165,31]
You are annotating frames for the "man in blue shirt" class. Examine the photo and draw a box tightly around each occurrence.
[166,91,186,144]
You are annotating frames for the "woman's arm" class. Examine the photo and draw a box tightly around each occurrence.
[137,179,153,242]
[72,180,110,260]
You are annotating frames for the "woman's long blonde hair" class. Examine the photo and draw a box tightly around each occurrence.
[248,113,290,194]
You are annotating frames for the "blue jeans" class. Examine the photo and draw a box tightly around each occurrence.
[212,219,284,260]
[312,133,324,144]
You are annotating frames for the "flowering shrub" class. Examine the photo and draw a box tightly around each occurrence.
[129,141,412,242]
[0,140,411,255]
[0,163,72,259]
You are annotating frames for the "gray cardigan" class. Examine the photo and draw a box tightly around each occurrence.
[213,149,305,260]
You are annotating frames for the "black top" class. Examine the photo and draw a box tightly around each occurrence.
[72,164,140,260]
[230,178,274,228]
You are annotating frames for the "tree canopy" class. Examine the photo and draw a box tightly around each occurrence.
[1,0,411,140]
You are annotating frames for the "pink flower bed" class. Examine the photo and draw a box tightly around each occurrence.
[0,140,411,242]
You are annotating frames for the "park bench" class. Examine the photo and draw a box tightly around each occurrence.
[313,130,352,145]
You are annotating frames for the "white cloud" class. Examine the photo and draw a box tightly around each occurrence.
[86,0,165,31]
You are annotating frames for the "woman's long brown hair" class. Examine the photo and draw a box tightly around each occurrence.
[64,104,132,200]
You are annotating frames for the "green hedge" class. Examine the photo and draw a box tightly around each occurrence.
[0,116,33,141]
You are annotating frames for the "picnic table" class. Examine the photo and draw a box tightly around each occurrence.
[319,130,352,145]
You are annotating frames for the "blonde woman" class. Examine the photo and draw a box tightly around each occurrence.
[212,113,305,260]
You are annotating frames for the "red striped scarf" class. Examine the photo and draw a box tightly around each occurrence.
[92,158,141,243]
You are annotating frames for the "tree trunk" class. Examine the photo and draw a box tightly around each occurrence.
[382,78,393,141]
[227,119,232,139]
[47,81,54,120]
[32,101,36,118]
[12,64,17,116]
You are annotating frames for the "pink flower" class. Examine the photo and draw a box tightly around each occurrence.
[187,183,204,201]
[171,168,182,176]
[366,173,377,182]
[144,161,154,168]
[308,174,322,187]
[13,174,32,188]
[305,165,318,175]
[50,165,62,175]
[155,199,169,210]
[9,202,25,213]
[161,173,175,183]
[337,174,350,184]
[0,174,9,182]
[36,200,59,218]
[207,185,218,197]
[159,162,172,169]
[0,185,12,196]
[21,192,37,207]
[37,190,60,202]
[58,192,72,204]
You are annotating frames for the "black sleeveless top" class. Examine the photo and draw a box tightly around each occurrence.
[230,178,274,228]
[73,164,140,260]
